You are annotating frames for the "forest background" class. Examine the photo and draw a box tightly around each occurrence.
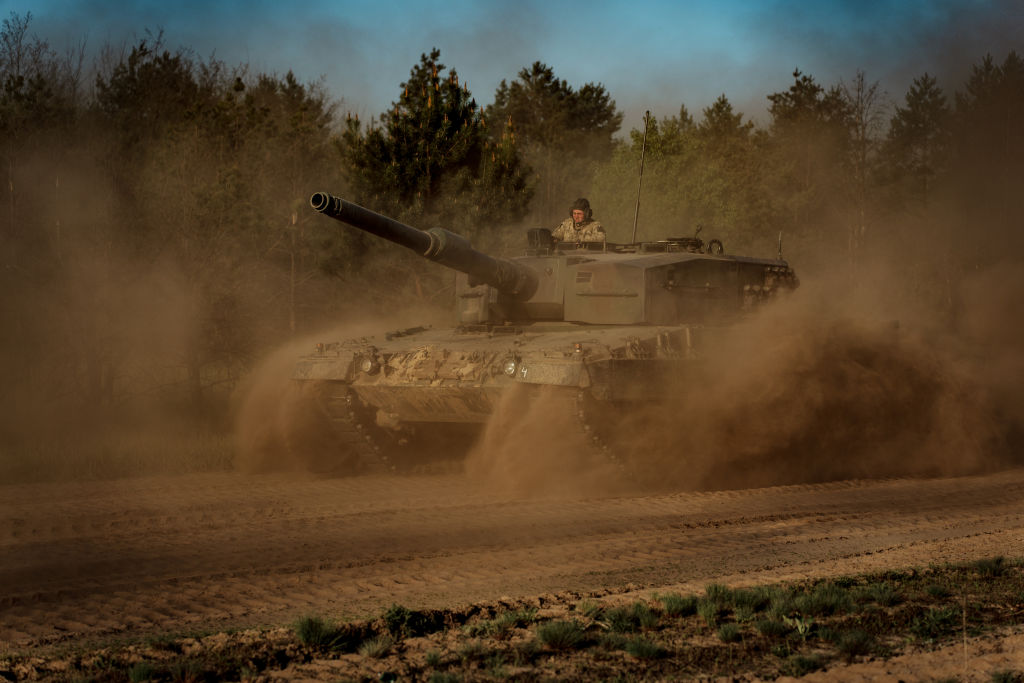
[0,11,1021,478]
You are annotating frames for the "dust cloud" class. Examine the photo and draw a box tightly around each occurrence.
[464,256,1024,497]
[232,313,454,475]
[463,383,633,498]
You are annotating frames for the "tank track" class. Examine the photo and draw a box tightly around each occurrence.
[313,385,400,474]
[296,381,631,477]
[311,382,467,475]
[573,389,632,478]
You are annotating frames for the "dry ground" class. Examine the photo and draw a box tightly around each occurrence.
[1,468,1023,680]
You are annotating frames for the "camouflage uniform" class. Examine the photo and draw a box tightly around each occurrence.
[552,217,606,243]
[552,199,606,243]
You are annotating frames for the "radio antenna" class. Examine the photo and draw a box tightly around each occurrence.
[630,110,651,244]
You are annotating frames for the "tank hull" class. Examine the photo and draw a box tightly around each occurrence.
[292,322,709,420]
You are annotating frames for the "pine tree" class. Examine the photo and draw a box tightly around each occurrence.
[486,62,622,221]
[763,69,853,243]
[884,73,949,208]
[342,48,531,238]
[949,51,1024,264]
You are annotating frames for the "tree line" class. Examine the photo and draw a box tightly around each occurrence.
[0,10,1021,428]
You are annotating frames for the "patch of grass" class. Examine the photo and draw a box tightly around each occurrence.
[976,556,1008,578]
[836,629,874,661]
[144,634,183,652]
[731,586,771,614]
[466,608,537,639]
[357,635,393,658]
[622,636,667,660]
[457,640,489,662]
[782,653,825,676]
[656,592,697,617]
[486,652,508,679]
[293,615,366,653]
[576,600,605,619]
[794,582,854,616]
[697,598,721,627]
[704,583,733,609]
[925,583,952,598]
[861,582,904,607]
[911,606,960,641]
[168,659,201,683]
[604,605,636,633]
[755,619,792,638]
[717,623,742,643]
[765,586,797,620]
[294,616,337,649]
[427,673,461,683]
[382,603,439,638]
[816,625,841,644]
[513,639,541,665]
[14,554,1024,683]
[596,632,628,651]
[603,601,658,633]
[128,661,157,683]
[536,620,587,651]
[990,671,1023,683]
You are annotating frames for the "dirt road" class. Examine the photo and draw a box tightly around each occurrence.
[2,468,1023,651]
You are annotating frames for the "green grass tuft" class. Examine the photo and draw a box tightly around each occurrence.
[861,582,904,607]
[925,583,952,598]
[783,653,825,676]
[836,629,874,660]
[358,635,393,658]
[911,606,960,641]
[536,620,587,651]
[128,661,157,683]
[794,582,853,616]
[623,636,668,659]
[603,601,658,633]
[427,673,462,683]
[697,598,722,627]
[294,616,338,649]
[975,556,1008,578]
[755,619,792,638]
[657,592,697,617]
[717,623,742,643]
[576,600,605,619]
[457,640,489,662]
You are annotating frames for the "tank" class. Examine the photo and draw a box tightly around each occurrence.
[287,192,799,475]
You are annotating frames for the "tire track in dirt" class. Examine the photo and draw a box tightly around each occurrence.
[1,469,1022,649]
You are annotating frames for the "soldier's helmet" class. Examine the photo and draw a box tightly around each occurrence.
[570,198,593,222]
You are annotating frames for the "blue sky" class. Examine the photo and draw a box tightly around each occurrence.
[7,0,1022,133]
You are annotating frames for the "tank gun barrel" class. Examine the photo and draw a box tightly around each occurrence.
[310,192,537,300]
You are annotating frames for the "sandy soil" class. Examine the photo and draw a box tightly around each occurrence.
[2,467,1023,669]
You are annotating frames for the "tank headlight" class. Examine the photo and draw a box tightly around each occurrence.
[361,357,380,375]
[502,357,518,377]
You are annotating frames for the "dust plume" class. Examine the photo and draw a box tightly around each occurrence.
[464,384,631,498]
[232,312,452,475]
[465,257,1023,497]
[629,285,1008,491]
